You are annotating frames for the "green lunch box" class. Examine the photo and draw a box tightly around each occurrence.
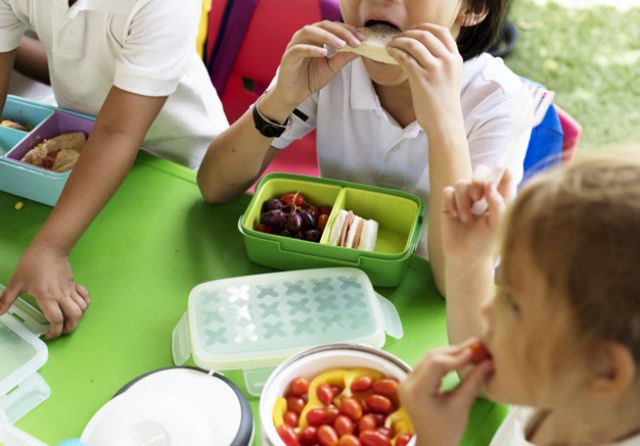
[239,173,424,287]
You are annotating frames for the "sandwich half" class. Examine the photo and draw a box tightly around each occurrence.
[337,24,399,65]
[329,210,378,251]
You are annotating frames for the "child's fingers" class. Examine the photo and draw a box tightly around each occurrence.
[71,291,88,312]
[485,183,507,229]
[75,283,91,305]
[442,186,459,219]
[387,47,422,75]
[448,359,494,408]
[409,23,458,54]
[60,296,83,334]
[453,180,473,223]
[411,348,475,392]
[284,44,328,63]
[42,300,64,340]
[388,36,435,71]
[394,29,449,61]
[496,169,513,199]
[316,21,364,46]
[0,280,21,314]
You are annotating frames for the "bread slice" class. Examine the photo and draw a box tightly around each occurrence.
[21,132,86,171]
[52,148,80,172]
[43,132,86,153]
[337,24,399,65]
[358,219,378,251]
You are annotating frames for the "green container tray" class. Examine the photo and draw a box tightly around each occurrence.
[239,173,424,286]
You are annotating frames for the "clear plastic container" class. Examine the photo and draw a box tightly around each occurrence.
[0,284,50,441]
[172,268,403,396]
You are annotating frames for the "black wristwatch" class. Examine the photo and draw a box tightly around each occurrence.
[252,98,288,138]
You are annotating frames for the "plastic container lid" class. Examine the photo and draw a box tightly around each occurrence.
[81,367,253,446]
[0,284,50,424]
[172,268,403,395]
[0,419,47,446]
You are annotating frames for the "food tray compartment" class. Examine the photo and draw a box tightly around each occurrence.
[324,187,420,255]
[5,110,94,170]
[0,127,24,156]
[1,95,53,133]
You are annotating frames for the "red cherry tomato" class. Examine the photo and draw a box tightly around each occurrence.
[317,383,335,406]
[371,414,385,427]
[371,379,398,398]
[284,410,299,427]
[254,223,272,233]
[339,397,363,421]
[289,377,310,396]
[338,434,362,446]
[324,405,340,425]
[287,396,306,414]
[350,376,373,393]
[358,414,377,433]
[317,213,329,232]
[334,415,355,437]
[375,427,392,438]
[317,425,340,446]
[469,340,491,363]
[277,423,300,446]
[281,192,305,208]
[307,408,327,427]
[319,205,333,215]
[365,395,393,414]
[395,433,414,446]
[299,426,319,445]
[332,385,343,396]
[359,430,391,446]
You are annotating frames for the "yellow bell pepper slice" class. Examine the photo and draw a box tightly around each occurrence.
[272,396,287,427]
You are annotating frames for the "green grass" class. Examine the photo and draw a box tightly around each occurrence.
[505,0,640,150]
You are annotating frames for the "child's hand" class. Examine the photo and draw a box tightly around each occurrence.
[270,22,364,109]
[387,24,463,133]
[399,339,494,446]
[441,166,512,267]
[0,243,90,340]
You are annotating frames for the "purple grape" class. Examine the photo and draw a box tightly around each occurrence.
[264,198,282,211]
[304,229,321,242]
[286,212,303,233]
[261,209,286,229]
[299,210,316,230]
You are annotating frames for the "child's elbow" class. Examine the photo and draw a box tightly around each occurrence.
[197,174,242,204]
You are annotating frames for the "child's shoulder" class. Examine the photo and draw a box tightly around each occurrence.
[462,53,524,98]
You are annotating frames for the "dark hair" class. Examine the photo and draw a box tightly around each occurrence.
[457,0,511,60]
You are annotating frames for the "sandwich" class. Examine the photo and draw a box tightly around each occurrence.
[21,132,86,172]
[337,24,399,65]
[329,210,379,251]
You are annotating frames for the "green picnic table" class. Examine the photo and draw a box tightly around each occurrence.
[1,152,505,445]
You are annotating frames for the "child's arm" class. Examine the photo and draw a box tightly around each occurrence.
[398,339,494,446]
[441,169,511,345]
[0,50,16,112]
[197,22,363,203]
[0,87,167,339]
[388,24,473,295]
[14,35,50,85]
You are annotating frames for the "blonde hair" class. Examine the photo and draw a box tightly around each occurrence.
[501,152,640,362]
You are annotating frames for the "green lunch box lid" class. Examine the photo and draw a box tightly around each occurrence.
[172,268,403,396]
[0,284,50,424]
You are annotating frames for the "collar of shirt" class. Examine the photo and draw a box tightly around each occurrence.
[59,0,134,19]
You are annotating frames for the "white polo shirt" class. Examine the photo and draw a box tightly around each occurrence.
[272,55,531,257]
[491,407,640,445]
[0,0,228,169]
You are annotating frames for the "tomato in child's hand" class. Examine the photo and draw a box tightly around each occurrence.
[334,415,355,436]
[290,377,310,396]
[318,383,335,406]
[284,410,299,427]
[469,341,491,363]
[339,397,363,421]
[338,434,362,446]
[364,395,393,414]
[395,434,413,446]
[359,430,391,446]
[287,396,306,414]
[318,425,340,446]
[277,423,300,446]
[300,426,318,445]
[371,379,398,398]
[281,192,305,208]
[350,376,373,393]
